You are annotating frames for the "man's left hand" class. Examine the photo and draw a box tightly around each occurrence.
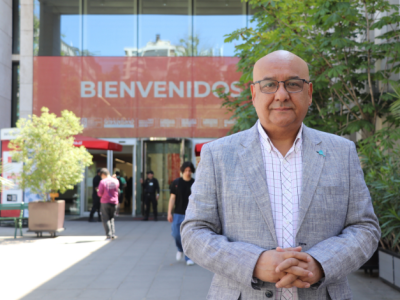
[156,195,159,201]
[275,247,324,289]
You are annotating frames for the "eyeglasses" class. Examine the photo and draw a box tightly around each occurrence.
[252,79,311,94]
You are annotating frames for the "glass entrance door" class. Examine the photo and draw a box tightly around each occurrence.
[142,140,191,216]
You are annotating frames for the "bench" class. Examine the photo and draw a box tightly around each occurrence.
[0,202,29,239]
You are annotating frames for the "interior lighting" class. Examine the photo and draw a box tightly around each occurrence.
[115,158,126,163]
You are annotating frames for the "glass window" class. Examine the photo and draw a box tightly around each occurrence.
[34,0,82,56]
[12,0,20,54]
[193,0,246,57]
[11,63,20,127]
[83,0,137,56]
[138,0,190,56]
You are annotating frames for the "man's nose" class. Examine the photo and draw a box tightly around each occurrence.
[274,82,289,101]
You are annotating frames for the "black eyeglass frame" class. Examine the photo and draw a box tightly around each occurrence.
[252,78,311,94]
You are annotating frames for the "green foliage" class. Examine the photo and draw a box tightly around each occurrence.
[9,108,93,201]
[358,127,400,252]
[222,0,400,136]
[0,163,14,192]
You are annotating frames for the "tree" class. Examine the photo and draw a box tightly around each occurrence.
[9,107,93,201]
[222,0,400,137]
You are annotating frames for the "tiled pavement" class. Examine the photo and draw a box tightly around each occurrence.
[0,220,399,300]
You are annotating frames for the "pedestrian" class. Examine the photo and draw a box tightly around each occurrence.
[167,162,195,266]
[125,176,133,211]
[115,171,127,216]
[181,50,380,299]
[88,168,101,222]
[140,171,160,221]
[97,168,119,240]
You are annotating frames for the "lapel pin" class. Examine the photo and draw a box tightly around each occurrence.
[316,150,325,157]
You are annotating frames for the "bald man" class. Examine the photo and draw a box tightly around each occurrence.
[181,51,380,300]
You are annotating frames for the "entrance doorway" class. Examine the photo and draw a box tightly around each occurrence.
[142,140,191,217]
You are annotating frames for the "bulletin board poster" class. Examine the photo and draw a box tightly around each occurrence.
[1,141,23,217]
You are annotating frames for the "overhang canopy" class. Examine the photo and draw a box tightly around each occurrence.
[195,142,211,156]
[74,135,123,152]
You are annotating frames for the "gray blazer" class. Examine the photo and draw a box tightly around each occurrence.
[181,123,380,300]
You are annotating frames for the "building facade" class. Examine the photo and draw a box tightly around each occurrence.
[1,0,261,217]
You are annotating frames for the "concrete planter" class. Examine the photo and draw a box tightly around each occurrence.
[28,200,65,236]
[379,249,400,291]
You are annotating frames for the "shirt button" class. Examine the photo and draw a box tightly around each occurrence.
[265,290,274,298]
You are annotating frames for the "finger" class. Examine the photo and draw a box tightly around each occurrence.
[276,274,298,288]
[276,246,302,252]
[276,258,301,273]
[284,279,311,289]
[280,266,313,278]
[283,251,311,262]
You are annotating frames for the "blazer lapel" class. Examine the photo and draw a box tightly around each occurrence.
[238,124,278,245]
[296,126,326,236]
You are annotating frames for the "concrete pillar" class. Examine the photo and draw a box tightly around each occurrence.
[20,0,33,120]
[0,0,12,129]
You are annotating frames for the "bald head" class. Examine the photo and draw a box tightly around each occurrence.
[253,50,309,82]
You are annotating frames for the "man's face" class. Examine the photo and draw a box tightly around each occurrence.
[147,173,154,180]
[251,55,313,131]
[183,167,192,179]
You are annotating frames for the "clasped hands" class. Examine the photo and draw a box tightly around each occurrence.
[253,246,323,289]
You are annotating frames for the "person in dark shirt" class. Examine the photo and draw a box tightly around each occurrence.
[89,169,102,222]
[140,171,160,221]
[168,162,195,266]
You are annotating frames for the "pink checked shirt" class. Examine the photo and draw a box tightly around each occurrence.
[258,120,303,300]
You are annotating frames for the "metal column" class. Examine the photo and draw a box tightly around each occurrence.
[107,150,113,173]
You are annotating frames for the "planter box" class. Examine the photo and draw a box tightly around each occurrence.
[28,200,65,232]
[379,249,400,291]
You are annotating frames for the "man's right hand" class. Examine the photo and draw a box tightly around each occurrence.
[253,247,312,288]
[140,178,143,184]
[167,213,173,223]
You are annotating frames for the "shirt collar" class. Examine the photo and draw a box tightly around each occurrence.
[257,120,303,154]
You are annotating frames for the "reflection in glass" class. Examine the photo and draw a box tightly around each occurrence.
[12,63,19,127]
[83,0,137,56]
[194,0,246,57]
[138,0,190,57]
[34,0,81,56]
[12,0,20,54]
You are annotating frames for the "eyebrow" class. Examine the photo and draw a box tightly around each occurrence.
[261,76,301,80]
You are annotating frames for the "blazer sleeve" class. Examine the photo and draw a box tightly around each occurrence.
[306,142,381,288]
[181,144,265,288]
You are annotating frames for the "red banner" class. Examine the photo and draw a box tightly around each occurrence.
[33,57,241,138]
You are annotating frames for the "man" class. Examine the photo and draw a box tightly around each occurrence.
[115,171,127,216]
[167,162,195,266]
[89,168,101,222]
[98,168,119,239]
[181,50,380,300]
[140,171,160,221]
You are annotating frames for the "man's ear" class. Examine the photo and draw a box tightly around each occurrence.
[308,82,313,106]
[250,84,257,105]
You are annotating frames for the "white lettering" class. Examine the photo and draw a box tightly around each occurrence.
[230,81,241,97]
[137,82,153,98]
[194,81,211,98]
[105,82,118,98]
[169,81,184,98]
[187,81,192,97]
[154,81,167,98]
[98,82,102,97]
[212,81,229,97]
[81,81,95,98]
[120,82,135,98]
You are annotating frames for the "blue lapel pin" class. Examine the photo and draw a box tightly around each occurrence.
[316,150,325,157]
